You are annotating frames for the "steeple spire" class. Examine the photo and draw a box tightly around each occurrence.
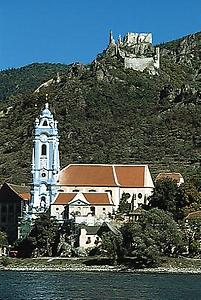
[31,103,60,217]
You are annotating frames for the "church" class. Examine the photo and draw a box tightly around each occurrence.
[31,104,154,223]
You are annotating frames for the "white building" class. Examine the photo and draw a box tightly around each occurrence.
[57,164,154,211]
[51,192,114,224]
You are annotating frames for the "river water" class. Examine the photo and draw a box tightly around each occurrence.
[0,271,200,299]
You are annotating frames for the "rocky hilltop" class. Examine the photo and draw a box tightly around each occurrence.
[0,31,201,185]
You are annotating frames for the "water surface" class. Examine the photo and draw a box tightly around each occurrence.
[0,271,200,299]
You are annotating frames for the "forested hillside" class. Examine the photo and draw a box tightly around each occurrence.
[1,32,201,185]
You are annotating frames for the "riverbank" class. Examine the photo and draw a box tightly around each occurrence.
[1,256,201,274]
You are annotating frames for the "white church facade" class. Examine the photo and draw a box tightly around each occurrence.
[31,104,154,222]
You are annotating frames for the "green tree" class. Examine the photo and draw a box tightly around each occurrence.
[15,213,60,257]
[121,209,184,267]
[101,231,123,264]
[149,179,201,221]
[185,218,201,256]
[0,231,7,247]
[118,192,130,213]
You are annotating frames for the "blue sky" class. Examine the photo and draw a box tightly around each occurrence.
[0,0,201,70]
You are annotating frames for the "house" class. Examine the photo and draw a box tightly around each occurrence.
[0,183,30,242]
[79,222,121,250]
[51,192,114,225]
[185,211,201,221]
[155,172,184,186]
[57,164,154,211]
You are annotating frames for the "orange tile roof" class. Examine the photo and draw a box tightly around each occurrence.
[53,193,76,205]
[58,165,116,186]
[186,211,201,219]
[19,193,31,201]
[115,166,144,187]
[58,164,146,187]
[4,183,31,201]
[83,193,113,205]
[53,192,113,206]
[156,173,183,183]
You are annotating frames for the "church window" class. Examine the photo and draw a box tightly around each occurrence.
[42,120,48,126]
[94,237,99,245]
[40,196,46,209]
[41,144,47,156]
[90,206,95,216]
[42,173,46,177]
[138,193,142,199]
[56,208,59,211]
[86,237,91,244]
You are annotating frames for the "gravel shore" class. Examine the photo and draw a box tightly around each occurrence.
[1,264,201,274]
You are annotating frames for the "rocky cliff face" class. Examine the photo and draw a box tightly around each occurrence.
[161,32,201,80]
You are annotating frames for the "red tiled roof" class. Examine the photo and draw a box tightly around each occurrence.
[19,193,31,201]
[58,164,146,187]
[58,165,116,187]
[115,166,144,187]
[186,211,201,220]
[156,173,183,183]
[53,193,76,205]
[83,193,113,205]
[4,183,31,201]
[53,192,113,206]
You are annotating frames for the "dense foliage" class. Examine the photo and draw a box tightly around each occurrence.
[0,231,7,247]
[15,214,60,257]
[148,178,201,221]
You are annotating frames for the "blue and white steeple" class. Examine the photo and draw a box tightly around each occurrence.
[31,103,60,213]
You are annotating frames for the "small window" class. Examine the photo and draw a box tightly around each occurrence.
[89,189,96,192]
[41,144,47,156]
[138,193,142,199]
[103,208,105,211]
[40,196,46,208]
[86,237,91,244]
[72,189,79,192]
[94,237,99,245]
[90,206,95,216]
[42,173,46,177]
[43,120,48,126]
[56,208,59,211]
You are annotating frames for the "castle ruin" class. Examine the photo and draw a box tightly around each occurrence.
[107,31,160,74]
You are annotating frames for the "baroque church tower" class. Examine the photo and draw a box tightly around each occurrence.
[31,103,60,214]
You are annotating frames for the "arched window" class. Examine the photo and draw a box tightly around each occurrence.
[40,196,46,208]
[43,120,48,126]
[41,144,47,156]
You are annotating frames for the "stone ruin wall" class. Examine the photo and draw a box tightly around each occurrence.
[108,32,160,74]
